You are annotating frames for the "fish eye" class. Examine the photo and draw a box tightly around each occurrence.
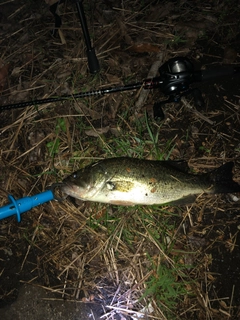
[73,173,77,179]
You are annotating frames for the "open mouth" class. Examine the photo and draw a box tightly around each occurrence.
[49,182,76,201]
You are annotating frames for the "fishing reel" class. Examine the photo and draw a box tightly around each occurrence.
[159,57,194,95]
[153,56,240,120]
[153,57,204,120]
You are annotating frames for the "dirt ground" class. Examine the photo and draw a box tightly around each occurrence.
[0,0,240,319]
[0,283,98,320]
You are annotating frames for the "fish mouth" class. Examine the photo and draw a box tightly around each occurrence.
[61,180,97,200]
[47,182,75,201]
[60,182,83,198]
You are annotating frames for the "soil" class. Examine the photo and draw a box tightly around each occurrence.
[0,283,99,320]
[0,0,240,319]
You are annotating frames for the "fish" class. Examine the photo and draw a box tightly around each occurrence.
[60,157,240,206]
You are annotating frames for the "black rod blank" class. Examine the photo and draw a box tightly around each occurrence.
[0,77,165,111]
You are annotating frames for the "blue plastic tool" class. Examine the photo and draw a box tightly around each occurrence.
[0,190,55,222]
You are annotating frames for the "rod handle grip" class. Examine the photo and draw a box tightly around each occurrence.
[87,48,100,74]
[193,66,240,82]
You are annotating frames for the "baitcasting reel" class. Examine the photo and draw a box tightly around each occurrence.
[158,56,194,95]
[153,57,204,119]
[153,56,240,119]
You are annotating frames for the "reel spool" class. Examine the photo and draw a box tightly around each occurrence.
[159,57,194,96]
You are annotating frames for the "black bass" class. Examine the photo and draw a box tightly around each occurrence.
[61,157,240,206]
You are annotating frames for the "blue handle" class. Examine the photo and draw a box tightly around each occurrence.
[0,190,54,222]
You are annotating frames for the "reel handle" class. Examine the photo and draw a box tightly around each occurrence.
[194,66,240,82]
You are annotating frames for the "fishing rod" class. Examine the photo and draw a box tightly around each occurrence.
[0,79,162,110]
[1,57,240,119]
[50,0,100,74]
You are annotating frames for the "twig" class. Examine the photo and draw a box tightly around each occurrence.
[135,52,165,111]
[181,97,215,125]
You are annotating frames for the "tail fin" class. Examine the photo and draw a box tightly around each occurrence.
[209,162,240,194]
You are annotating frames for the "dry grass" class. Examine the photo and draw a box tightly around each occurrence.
[0,0,240,319]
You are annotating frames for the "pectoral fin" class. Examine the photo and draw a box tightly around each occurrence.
[106,181,135,192]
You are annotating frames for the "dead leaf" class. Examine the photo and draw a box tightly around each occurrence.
[108,94,122,119]
[105,73,121,84]
[11,67,22,77]
[74,102,103,120]
[117,18,132,45]
[0,61,9,91]
[128,43,161,53]
[45,0,59,5]
[85,126,109,137]
[223,47,237,64]
[110,126,121,136]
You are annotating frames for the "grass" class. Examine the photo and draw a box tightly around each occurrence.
[82,196,193,319]
[144,261,189,319]
[46,117,67,157]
